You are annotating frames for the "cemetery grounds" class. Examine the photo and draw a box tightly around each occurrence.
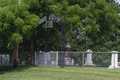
[0,65,120,80]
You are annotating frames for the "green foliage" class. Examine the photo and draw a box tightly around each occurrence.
[66,0,120,50]
[14,17,25,27]
[0,0,40,50]
[11,33,23,43]
[0,0,11,7]
[24,14,40,28]
[5,11,15,23]
[7,33,23,49]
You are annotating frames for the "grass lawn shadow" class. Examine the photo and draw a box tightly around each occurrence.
[0,65,33,75]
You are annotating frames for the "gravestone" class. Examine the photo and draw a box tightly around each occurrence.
[36,51,58,66]
[109,51,119,69]
[85,49,95,66]
[65,57,74,65]
[64,39,74,65]
[0,54,10,65]
[36,52,52,65]
[64,49,74,65]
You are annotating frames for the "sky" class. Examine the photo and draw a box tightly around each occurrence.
[115,0,120,4]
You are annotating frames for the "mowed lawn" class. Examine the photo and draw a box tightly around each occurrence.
[0,65,120,80]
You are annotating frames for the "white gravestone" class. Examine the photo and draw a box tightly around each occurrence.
[65,57,74,65]
[109,51,119,69]
[85,49,94,66]
[0,54,10,65]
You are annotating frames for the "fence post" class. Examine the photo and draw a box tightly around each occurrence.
[114,53,115,71]
[0,54,1,65]
[82,53,84,69]
[1,55,2,65]
[56,51,58,67]
[34,51,36,66]
[45,52,46,66]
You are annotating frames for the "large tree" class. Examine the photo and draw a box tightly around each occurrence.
[47,0,120,50]
[0,0,40,67]
[48,0,120,65]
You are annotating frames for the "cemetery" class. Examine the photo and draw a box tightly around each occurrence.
[1,0,120,80]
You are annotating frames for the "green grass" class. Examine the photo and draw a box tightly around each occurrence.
[0,65,120,80]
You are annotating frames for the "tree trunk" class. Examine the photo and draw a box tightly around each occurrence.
[13,49,18,68]
[19,47,24,64]
[27,44,33,65]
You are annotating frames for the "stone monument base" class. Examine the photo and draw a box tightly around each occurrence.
[85,64,96,66]
[85,61,96,66]
[85,61,93,65]
[65,57,74,65]
[109,65,119,69]
[108,51,119,69]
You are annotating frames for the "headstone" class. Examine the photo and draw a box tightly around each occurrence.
[65,57,74,65]
[64,50,73,65]
[72,59,74,64]
[109,51,119,69]
[36,52,52,66]
[64,39,74,65]
[0,54,10,65]
[85,49,95,66]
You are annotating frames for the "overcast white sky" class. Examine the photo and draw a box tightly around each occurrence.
[115,0,120,4]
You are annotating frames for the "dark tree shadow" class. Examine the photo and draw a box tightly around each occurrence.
[0,65,33,75]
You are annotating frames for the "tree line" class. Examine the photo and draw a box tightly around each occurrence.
[0,0,120,67]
